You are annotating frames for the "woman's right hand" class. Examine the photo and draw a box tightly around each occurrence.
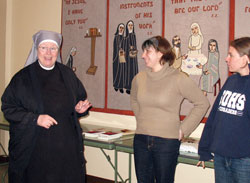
[37,114,58,129]
[196,161,206,169]
[197,159,214,169]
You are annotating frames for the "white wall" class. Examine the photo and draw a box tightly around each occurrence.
[0,0,7,155]
[0,0,214,182]
[0,0,6,85]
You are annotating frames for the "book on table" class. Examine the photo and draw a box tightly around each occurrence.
[97,131,123,140]
[82,126,134,140]
[83,130,105,138]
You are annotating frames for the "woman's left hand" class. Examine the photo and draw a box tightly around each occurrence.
[179,129,184,141]
[75,99,92,113]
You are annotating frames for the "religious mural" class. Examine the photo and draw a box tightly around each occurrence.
[61,0,242,116]
[165,0,229,116]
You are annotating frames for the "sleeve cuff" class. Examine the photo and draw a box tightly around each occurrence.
[199,151,214,161]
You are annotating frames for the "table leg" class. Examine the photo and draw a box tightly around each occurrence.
[128,153,131,183]
[100,148,124,182]
[115,149,118,183]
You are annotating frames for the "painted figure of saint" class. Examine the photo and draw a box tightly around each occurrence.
[200,39,220,96]
[113,23,126,93]
[124,20,138,94]
[182,22,207,75]
[188,22,203,55]
[171,35,187,70]
[65,46,77,72]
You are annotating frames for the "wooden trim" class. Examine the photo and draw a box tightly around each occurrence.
[87,175,114,183]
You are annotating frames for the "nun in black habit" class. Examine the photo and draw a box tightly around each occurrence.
[113,23,126,93]
[124,20,138,94]
[1,30,92,183]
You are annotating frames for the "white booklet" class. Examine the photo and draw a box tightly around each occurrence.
[83,130,105,138]
[97,131,123,141]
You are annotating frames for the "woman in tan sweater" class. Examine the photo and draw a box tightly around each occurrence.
[130,36,209,183]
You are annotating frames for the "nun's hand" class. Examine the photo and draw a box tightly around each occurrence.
[37,114,58,129]
[75,99,92,114]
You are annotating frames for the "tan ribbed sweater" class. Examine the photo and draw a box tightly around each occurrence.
[130,63,210,139]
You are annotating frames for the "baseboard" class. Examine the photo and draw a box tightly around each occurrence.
[86,175,115,183]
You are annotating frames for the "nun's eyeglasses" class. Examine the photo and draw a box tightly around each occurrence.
[39,46,58,53]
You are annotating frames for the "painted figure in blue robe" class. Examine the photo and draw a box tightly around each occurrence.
[200,39,220,96]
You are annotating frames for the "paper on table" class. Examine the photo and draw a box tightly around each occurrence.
[97,131,123,141]
[83,130,105,138]
[180,137,199,154]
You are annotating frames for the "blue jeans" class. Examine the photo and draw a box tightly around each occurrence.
[214,154,250,183]
[133,134,180,183]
